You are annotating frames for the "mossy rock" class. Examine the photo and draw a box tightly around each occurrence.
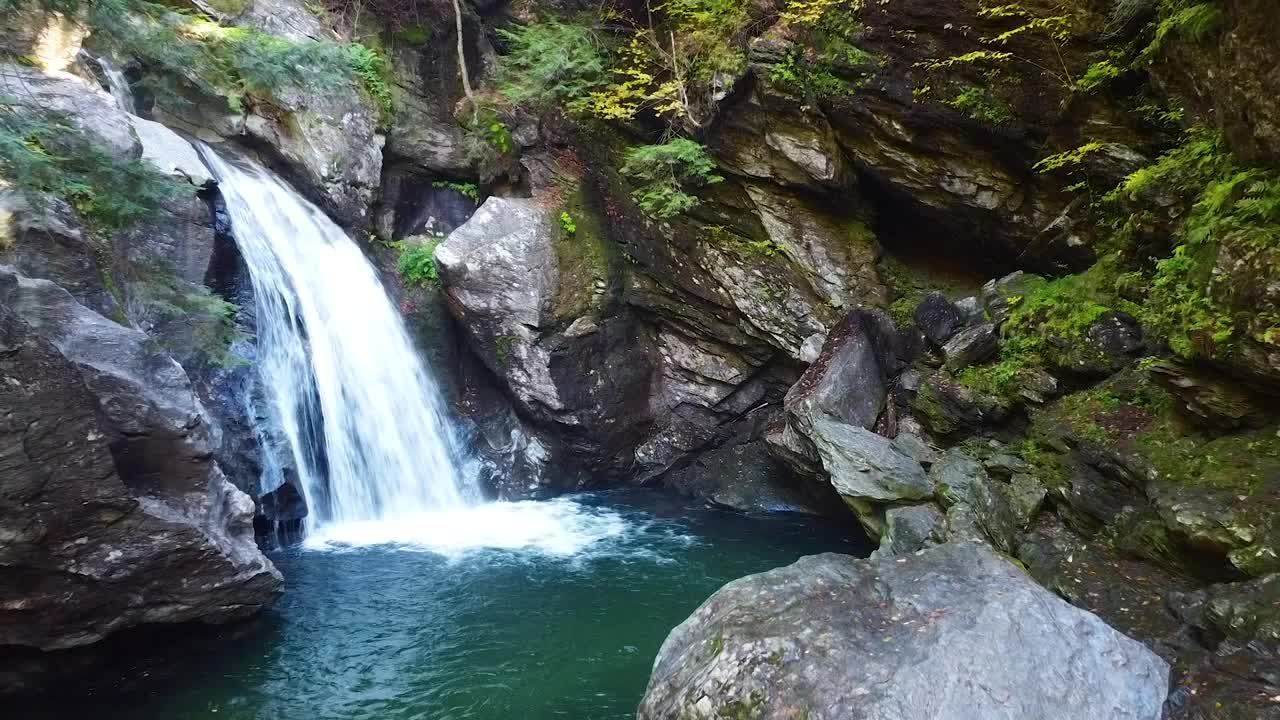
[551,185,613,323]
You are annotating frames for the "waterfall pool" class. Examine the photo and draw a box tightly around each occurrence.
[21,490,865,720]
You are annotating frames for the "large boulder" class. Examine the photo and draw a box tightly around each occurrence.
[0,307,280,654]
[783,308,900,432]
[638,542,1170,720]
[436,196,653,481]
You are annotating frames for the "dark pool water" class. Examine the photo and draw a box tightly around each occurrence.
[18,490,865,720]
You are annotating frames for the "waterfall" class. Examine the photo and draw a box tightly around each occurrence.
[199,148,476,535]
[95,56,135,114]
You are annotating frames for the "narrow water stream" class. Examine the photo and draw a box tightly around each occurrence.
[20,491,865,720]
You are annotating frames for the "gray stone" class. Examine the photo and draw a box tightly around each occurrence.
[933,449,1019,551]
[0,63,138,157]
[0,190,121,317]
[639,542,1170,720]
[807,417,931,503]
[129,116,213,186]
[437,197,653,478]
[915,291,965,345]
[784,310,889,432]
[942,322,998,371]
[798,332,825,363]
[890,431,940,466]
[932,449,989,506]
[663,441,835,515]
[0,302,280,653]
[955,295,984,323]
[879,503,945,555]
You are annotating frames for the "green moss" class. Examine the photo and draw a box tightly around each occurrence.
[705,225,782,259]
[717,691,765,720]
[432,180,480,203]
[1109,129,1280,361]
[954,259,1134,400]
[551,187,612,321]
[1041,372,1280,494]
[203,0,249,14]
[709,634,725,657]
[494,335,518,366]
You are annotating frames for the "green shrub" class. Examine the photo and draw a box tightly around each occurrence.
[1140,1,1224,61]
[559,211,576,235]
[1109,129,1280,358]
[397,236,443,287]
[432,180,480,203]
[495,19,608,110]
[943,86,1015,125]
[133,260,244,366]
[619,139,722,220]
[343,43,394,120]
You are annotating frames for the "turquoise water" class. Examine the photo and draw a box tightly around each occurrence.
[20,490,864,720]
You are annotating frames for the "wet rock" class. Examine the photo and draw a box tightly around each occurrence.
[914,291,965,345]
[1087,311,1145,358]
[663,441,837,516]
[1147,359,1267,429]
[0,63,137,157]
[942,322,998,371]
[1155,0,1280,165]
[711,88,850,189]
[805,417,931,504]
[912,371,1011,437]
[639,542,1169,720]
[876,503,944,556]
[1175,573,1280,646]
[0,307,280,654]
[783,309,892,432]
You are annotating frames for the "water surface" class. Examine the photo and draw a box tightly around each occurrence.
[25,490,865,720]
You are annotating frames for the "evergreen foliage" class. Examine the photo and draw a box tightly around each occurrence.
[619,139,722,220]
[494,20,608,110]
[0,108,185,229]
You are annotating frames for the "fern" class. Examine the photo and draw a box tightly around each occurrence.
[495,20,608,110]
[620,139,722,220]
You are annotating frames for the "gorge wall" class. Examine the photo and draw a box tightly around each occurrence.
[1,0,1278,717]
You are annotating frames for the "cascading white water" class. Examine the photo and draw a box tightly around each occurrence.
[95,56,135,114]
[200,149,476,534]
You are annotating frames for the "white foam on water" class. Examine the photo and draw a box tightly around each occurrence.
[301,498,632,558]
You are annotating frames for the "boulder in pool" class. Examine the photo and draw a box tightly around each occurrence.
[637,542,1169,720]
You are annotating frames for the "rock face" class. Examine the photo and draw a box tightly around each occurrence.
[638,542,1170,720]
[0,305,280,652]
[435,196,652,482]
